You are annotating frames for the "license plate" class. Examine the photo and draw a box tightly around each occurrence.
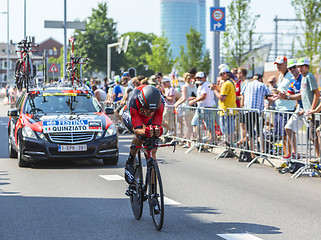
[58,144,87,152]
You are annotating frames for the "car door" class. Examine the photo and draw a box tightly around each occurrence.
[9,92,26,150]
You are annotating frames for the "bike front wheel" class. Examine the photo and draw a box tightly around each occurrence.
[148,159,164,231]
[130,157,144,220]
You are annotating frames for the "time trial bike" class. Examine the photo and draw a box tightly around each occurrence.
[126,137,176,231]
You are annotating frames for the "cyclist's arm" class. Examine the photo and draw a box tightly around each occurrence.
[129,106,145,136]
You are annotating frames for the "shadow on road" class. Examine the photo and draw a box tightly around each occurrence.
[0,194,281,239]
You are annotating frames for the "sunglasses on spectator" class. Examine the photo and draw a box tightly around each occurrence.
[196,77,202,79]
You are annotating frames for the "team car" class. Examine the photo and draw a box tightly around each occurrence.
[8,86,118,167]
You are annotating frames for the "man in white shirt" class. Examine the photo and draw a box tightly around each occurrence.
[189,71,216,142]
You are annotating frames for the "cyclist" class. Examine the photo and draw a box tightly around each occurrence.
[122,85,165,184]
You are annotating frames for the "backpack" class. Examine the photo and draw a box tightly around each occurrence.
[278,161,304,174]
[238,142,252,162]
[239,150,252,162]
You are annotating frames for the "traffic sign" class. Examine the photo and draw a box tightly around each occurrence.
[210,7,226,32]
[49,63,59,73]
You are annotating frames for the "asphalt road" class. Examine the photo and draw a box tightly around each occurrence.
[0,103,321,240]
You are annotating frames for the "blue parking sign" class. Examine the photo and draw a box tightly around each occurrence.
[210,7,226,32]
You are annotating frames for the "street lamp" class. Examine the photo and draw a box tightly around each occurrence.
[107,35,129,80]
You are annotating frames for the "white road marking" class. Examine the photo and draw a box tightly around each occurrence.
[99,174,124,181]
[217,233,263,240]
[164,196,181,205]
[99,175,181,205]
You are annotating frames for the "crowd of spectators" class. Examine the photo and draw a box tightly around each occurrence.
[2,55,320,165]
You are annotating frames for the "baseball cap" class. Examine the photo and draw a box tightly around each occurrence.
[253,73,263,80]
[108,80,115,87]
[296,57,310,66]
[287,59,297,68]
[122,72,129,77]
[162,77,171,82]
[113,75,121,83]
[218,63,229,70]
[219,67,231,74]
[274,56,287,64]
[195,71,205,78]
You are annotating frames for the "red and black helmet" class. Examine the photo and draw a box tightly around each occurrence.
[138,85,162,111]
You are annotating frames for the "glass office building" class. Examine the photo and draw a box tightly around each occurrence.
[161,0,206,58]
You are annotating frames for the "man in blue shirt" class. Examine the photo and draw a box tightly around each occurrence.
[112,75,124,102]
[241,75,271,159]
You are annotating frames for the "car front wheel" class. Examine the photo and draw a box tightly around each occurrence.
[17,139,30,168]
[8,137,18,158]
[103,156,118,165]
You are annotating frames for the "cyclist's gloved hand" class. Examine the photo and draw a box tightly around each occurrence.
[154,126,163,137]
[145,125,154,138]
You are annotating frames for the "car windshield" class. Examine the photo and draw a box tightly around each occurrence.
[24,93,102,114]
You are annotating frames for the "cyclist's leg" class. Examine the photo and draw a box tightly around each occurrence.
[123,107,144,183]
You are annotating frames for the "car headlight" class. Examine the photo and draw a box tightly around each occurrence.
[37,132,46,140]
[22,126,37,139]
[104,124,117,137]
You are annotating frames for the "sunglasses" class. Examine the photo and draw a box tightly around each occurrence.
[196,77,202,79]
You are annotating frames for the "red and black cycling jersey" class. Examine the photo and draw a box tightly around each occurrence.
[126,85,165,130]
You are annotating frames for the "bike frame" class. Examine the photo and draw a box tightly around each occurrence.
[16,37,38,91]
[133,141,176,159]
[67,37,88,86]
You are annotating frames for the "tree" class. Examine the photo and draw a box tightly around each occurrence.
[73,3,119,77]
[176,27,211,76]
[121,32,156,76]
[145,34,175,75]
[291,0,321,65]
[222,0,259,68]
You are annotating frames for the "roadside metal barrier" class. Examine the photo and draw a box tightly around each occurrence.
[163,105,321,178]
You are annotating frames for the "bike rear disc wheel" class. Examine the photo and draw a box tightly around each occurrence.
[130,158,143,220]
[148,160,164,231]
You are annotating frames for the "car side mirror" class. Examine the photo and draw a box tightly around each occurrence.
[105,107,115,115]
[8,109,19,117]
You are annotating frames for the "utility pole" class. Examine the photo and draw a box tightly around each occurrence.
[24,0,26,37]
[211,0,221,84]
[6,0,9,86]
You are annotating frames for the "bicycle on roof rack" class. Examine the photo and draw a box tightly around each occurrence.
[66,37,89,87]
[15,36,39,92]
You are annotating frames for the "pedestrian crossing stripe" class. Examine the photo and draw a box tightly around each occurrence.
[164,197,181,205]
[217,233,263,240]
[99,174,181,205]
[99,174,124,181]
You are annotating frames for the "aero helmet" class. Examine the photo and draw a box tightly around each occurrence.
[138,85,161,111]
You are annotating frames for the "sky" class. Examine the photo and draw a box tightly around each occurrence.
[0,0,299,56]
